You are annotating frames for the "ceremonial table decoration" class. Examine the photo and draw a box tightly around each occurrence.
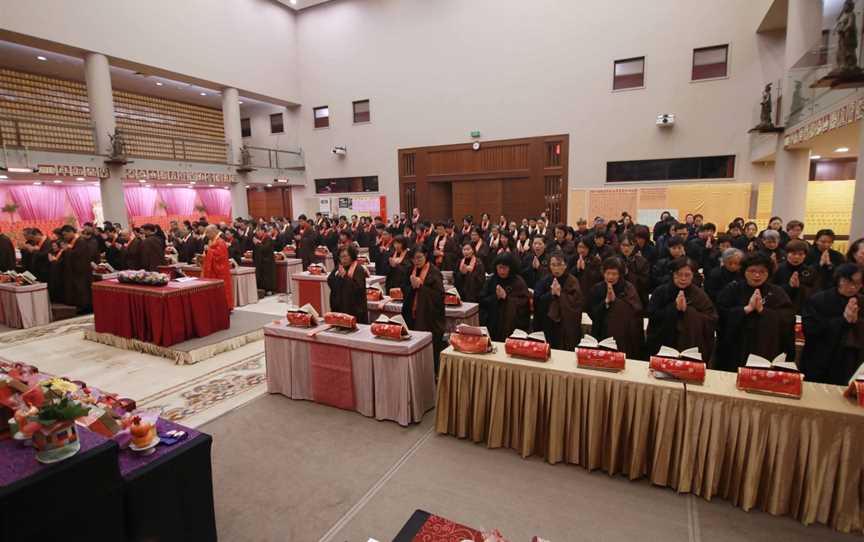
[117,270,170,286]
[648,346,706,383]
[264,321,435,425]
[449,324,492,354]
[0,277,51,329]
[444,286,461,306]
[504,330,551,361]
[286,304,319,328]
[735,353,803,399]
[282,245,296,257]
[370,314,410,340]
[844,375,864,406]
[393,509,484,542]
[32,392,90,463]
[576,335,625,371]
[389,287,404,301]
[367,283,384,301]
[323,311,357,329]
[308,263,325,275]
[90,278,230,354]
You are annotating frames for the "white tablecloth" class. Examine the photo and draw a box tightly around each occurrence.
[0,283,51,328]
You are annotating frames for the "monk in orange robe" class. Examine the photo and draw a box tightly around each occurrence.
[203,225,234,310]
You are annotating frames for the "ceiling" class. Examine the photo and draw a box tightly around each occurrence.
[0,40,276,110]
[276,0,336,10]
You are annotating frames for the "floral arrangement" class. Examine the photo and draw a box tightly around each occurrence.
[36,394,90,425]
[118,270,170,286]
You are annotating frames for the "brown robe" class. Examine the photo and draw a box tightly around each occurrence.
[622,253,651,313]
[386,251,411,293]
[61,237,94,311]
[297,227,319,269]
[534,273,584,350]
[0,234,15,272]
[400,264,446,338]
[479,273,531,342]
[123,237,142,270]
[327,262,369,324]
[573,255,603,298]
[253,237,276,292]
[588,280,644,359]
[645,283,717,365]
[455,257,486,303]
[139,235,164,272]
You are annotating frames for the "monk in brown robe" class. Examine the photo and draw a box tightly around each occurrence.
[56,225,94,314]
[386,236,412,293]
[534,252,583,350]
[295,215,319,270]
[646,257,717,364]
[454,242,486,303]
[400,245,446,371]
[572,239,603,298]
[0,230,15,272]
[470,228,491,271]
[430,223,458,271]
[252,227,276,294]
[587,256,644,359]
[327,245,369,324]
[716,252,795,371]
[619,234,650,313]
[479,253,531,341]
[139,224,164,272]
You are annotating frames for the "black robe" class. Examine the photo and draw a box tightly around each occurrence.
[253,237,276,292]
[61,238,94,311]
[645,283,717,365]
[385,252,411,293]
[479,273,531,342]
[534,273,583,350]
[454,257,486,303]
[227,238,243,265]
[773,261,820,316]
[25,240,51,283]
[123,238,142,270]
[704,266,740,303]
[400,264,446,338]
[799,289,864,385]
[520,252,550,291]
[622,253,650,312]
[587,280,644,359]
[571,255,603,300]
[715,281,795,371]
[297,227,319,269]
[0,234,15,272]
[327,263,369,324]
[140,236,164,272]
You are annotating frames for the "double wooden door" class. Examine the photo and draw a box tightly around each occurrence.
[248,186,293,220]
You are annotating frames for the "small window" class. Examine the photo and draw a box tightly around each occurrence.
[353,99,370,123]
[240,118,251,138]
[613,57,644,90]
[314,176,379,194]
[269,113,284,134]
[692,45,728,80]
[607,155,735,182]
[314,106,329,128]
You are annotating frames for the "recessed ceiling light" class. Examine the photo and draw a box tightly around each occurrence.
[276,179,288,183]
[33,181,42,185]
[290,0,297,4]
[835,147,850,153]
[810,155,821,160]
[36,56,47,61]
[190,181,196,185]
[200,92,207,96]
[209,184,215,187]
[238,101,244,105]
[76,177,85,181]
[156,82,164,86]
[0,175,7,180]
[138,179,147,183]
[6,167,34,173]
[53,179,63,184]
[167,183,173,186]
[266,184,273,187]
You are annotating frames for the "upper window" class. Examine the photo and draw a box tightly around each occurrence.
[692,45,728,80]
[314,176,379,194]
[607,155,735,182]
[613,57,645,90]
[353,99,371,123]
[270,113,284,134]
[240,118,251,138]
[314,106,330,128]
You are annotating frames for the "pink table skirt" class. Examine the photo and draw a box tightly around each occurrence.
[231,267,258,307]
[291,273,331,314]
[264,321,435,426]
[0,283,51,329]
[369,300,480,333]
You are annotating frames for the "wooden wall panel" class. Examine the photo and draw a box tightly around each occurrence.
[426,143,530,175]
[474,180,503,219]
[452,182,475,222]
[426,182,453,222]
[502,177,542,222]
[248,187,291,219]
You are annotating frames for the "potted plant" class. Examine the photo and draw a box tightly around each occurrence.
[30,383,89,464]
[2,203,18,224]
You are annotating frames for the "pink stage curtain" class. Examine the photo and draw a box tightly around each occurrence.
[157,187,197,215]
[65,186,100,225]
[9,186,66,220]
[124,187,158,218]
[198,188,232,218]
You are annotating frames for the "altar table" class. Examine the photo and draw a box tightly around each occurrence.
[92,279,230,347]
[0,282,51,329]
[264,321,435,426]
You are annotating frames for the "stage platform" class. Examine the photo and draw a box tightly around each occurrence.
[83,310,273,365]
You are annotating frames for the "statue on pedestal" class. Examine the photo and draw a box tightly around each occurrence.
[832,0,863,77]
[105,128,128,164]
[240,144,252,167]
[757,83,774,129]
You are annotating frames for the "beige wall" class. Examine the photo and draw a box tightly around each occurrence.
[0,0,300,103]
[294,0,783,214]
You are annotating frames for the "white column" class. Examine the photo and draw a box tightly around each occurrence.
[771,0,823,222]
[85,53,127,227]
[230,182,249,220]
[850,120,864,240]
[222,87,242,165]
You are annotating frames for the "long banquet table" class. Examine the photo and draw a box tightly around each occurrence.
[264,321,436,426]
[435,344,864,534]
[92,278,230,347]
[0,282,51,329]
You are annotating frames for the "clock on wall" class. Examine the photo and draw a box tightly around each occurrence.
[472,141,481,151]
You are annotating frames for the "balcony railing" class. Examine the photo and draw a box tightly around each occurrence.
[243,145,304,170]
[122,129,229,164]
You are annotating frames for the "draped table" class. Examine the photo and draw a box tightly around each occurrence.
[292,272,386,314]
[240,256,303,294]
[172,264,259,307]
[264,321,436,426]
[0,283,51,329]
[368,300,480,333]
[91,279,230,348]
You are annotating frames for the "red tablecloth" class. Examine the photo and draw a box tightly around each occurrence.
[92,279,230,347]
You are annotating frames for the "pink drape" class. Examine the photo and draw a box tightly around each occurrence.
[65,186,100,225]
[124,187,158,217]
[197,188,232,217]
[9,186,66,220]
[157,187,197,215]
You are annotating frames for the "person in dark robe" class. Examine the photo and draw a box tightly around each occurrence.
[645,257,717,364]
[469,228,492,271]
[295,215,319,269]
[479,253,531,342]
[773,240,819,315]
[122,229,143,270]
[847,237,864,268]
[56,226,93,313]
[704,248,742,303]
[430,222,458,271]
[633,225,658,266]
[21,229,51,283]
[224,229,243,265]
[0,231,15,272]
[534,252,583,350]
[651,237,687,291]
[684,223,717,271]
[800,264,864,385]
[103,229,124,270]
[386,236,412,293]
[715,252,795,372]
[550,225,576,259]
[572,238,603,298]
[618,233,650,312]
[589,231,615,261]
[400,245,446,372]
[454,242,485,303]
[47,238,65,302]
[253,227,276,294]
[521,236,550,290]
[370,226,393,279]
[139,225,164,272]
[587,257,644,359]
[805,229,845,268]
[327,245,369,324]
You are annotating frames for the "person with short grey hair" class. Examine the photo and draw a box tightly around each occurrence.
[759,229,785,264]
[706,247,743,302]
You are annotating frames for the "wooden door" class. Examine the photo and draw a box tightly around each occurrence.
[247,187,292,220]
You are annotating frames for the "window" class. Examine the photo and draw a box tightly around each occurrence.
[240,118,251,138]
[314,106,329,128]
[613,57,645,90]
[314,176,379,194]
[692,45,728,80]
[269,113,284,134]
[400,153,416,176]
[607,155,735,182]
[353,99,370,123]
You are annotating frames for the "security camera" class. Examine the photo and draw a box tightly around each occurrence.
[332,145,347,155]
[656,114,675,127]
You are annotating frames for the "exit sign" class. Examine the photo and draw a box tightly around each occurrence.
[470,130,481,138]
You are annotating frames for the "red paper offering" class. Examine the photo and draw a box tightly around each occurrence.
[736,367,803,398]
[283,246,296,256]
[577,348,625,371]
[844,379,864,407]
[324,312,357,329]
[450,333,491,354]
[366,288,383,301]
[649,356,706,383]
[370,323,403,339]
[444,294,461,306]
[504,330,550,361]
[389,288,404,301]
[308,265,324,275]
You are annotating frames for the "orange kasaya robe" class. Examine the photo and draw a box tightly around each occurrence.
[203,236,234,309]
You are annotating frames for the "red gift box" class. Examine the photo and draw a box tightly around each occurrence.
[444,294,461,306]
[844,380,864,407]
[577,348,626,371]
[308,265,324,275]
[324,312,357,329]
[505,339,551,361]
[287,312,315,327]
[371,322,406,340]
[736,367,803,398]
[389,288,404,301]
[314,246,330,257]
[283,247,296,256]
[366,288,383,301]
[450,333,491,354]
[649,356,706,383]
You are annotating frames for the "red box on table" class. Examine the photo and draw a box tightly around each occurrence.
[366,288,383,301]
[287,312,315,328]
[844,379,864,407]
[504,331,551,361]
[324,312,357,329]
[388,288,403,301]
[736,367,803,399]
[649,356,705,383]
[577,348,625,371]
